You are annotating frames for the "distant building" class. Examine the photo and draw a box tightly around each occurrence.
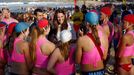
[1,0,102,2]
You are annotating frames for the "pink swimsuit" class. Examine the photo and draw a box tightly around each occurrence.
[35,37,48,68]
[55,47,75,75]
[119,30,134,57]
[0,48,4,60]
[11,38,25,62]
[82,30,105,68]
[2,18,18,25]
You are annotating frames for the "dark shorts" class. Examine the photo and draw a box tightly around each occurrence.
[82,69,104,75]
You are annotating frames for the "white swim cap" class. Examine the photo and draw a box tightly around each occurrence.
[60,30,72,43]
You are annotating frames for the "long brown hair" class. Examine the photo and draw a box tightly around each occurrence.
[90,25,101,46]
[4,29,23,57]
[57,41,70,60]
[29,26,44,63]
[53,8,68,30]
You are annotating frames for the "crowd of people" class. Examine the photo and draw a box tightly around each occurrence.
[0,3,134,75]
